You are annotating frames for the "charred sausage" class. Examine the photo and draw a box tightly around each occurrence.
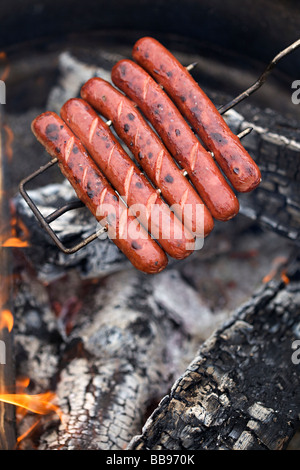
[31,111,168,274]
[111,59,239,221]
[132,37,261,193]
[81,77,214,238]
[60,98,195,259]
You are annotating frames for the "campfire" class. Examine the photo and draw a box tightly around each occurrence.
[0,7,299,451]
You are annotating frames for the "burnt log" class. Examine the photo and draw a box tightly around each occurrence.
[128,258,300,450]
[33,268,224,450]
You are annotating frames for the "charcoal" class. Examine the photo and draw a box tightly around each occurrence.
[13,212,296,450]
[128,261,300,451]
[15,267,225,450]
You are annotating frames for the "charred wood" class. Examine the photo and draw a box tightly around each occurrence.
[128,258,300,450]
[13,218,296,449]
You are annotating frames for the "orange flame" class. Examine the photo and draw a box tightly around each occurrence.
[0,377,64,446]
[280,270,290,285]
[0,309,14,332]
[1,237,29,248]
[3,124,14,162]
[0,51,10,82]
[262,256,288,284]
[16,419,41,446]
[0,391,63,420]
[0,201,31,247]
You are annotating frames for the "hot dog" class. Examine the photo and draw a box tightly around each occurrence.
[132,37,261,193]
[111,60,239,222]
[81,77,214,238]
[60,98,195,259]
[31,111,168,274]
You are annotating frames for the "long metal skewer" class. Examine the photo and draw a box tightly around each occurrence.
[218,38,300,115]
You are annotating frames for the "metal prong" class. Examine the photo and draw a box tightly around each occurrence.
[186,62,198,72]
[237,127,253,139]
[182,170,188,176]
[106,120,112,127]
[45,200,84,223]
[219,38,300,115]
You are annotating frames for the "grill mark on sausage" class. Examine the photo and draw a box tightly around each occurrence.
[117,99,123,120]
[82,166,88,186]
[99,187,108,207]
[180,188,189,208]
[146,192,158,221]
[190,142,199,172]
[124,166,134,201]
[119,207,128,239]
[142,76,151,101]
[134,128,140,148]
[107,143,116,167]
[155,149,164,185]
[89,117,99,143]
[65,136,74,164]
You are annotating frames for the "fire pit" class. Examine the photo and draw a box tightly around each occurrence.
[0,0,299,451]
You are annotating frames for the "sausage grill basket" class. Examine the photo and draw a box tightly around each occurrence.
[19,39,300,255]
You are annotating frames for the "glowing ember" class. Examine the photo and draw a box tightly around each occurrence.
[262,256,289,284]
[281,270,290,285]
[0,309,14,332]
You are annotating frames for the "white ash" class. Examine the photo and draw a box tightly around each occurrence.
[47,51,112,114]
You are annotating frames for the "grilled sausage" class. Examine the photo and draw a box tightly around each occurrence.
[111,60,239,221]
[132,37,261,193]
[81,77,214,238]
[60,99,195,259]
[31,111,168,274]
